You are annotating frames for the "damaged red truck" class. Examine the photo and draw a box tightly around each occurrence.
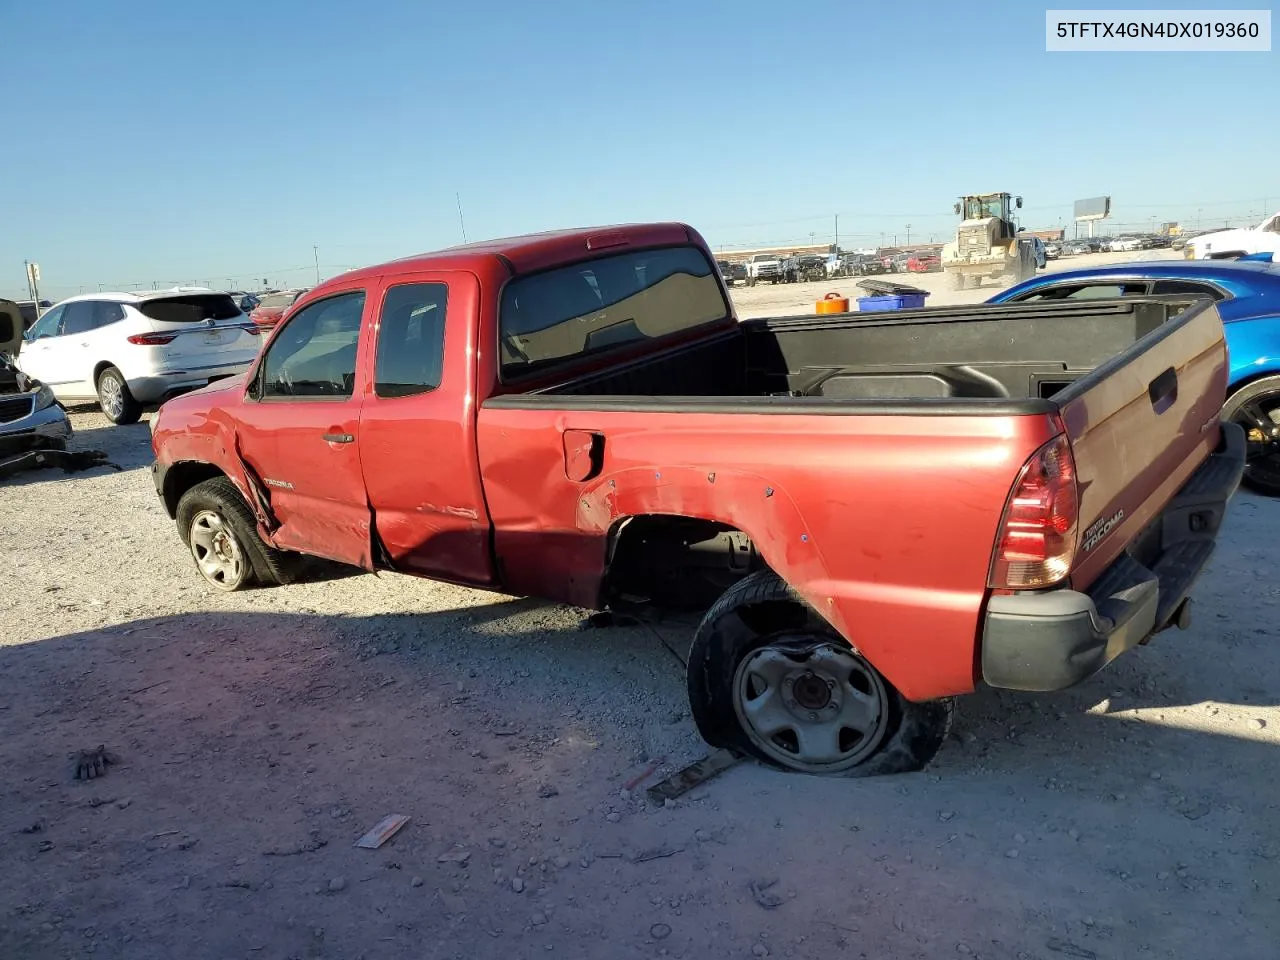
[151,222,1245,776]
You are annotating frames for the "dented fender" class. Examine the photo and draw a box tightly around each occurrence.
[578,464,838,613]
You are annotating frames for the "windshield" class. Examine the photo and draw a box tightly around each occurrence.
[963,196,1006,220]
[137,293,242,323]
[498,245,730,377]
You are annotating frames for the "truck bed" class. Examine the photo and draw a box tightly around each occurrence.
[498,297,1188,410]
[478,293,1228,700]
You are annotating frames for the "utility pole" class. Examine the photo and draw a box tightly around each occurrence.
[834,214,839,255]
[906,224,912,246]
[456,192,468,244]
[313,246,320,285]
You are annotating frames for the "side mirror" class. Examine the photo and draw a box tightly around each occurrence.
[1015,197,1024,209]
[953,203,961,215]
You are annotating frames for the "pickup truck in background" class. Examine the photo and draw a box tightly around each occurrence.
[1186,210,1280,261]
[745,252,783,286]
[150,222,1245,777]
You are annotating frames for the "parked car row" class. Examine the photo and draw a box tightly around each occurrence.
[716,260,748,286]
[718,247,948,285]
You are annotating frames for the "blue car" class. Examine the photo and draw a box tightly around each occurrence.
[989,256,1280,495]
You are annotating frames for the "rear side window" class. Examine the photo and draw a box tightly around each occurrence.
[1151,279,1227,301]
[498,245,730,377]
[259,291,365,399]
[61,301,123,335]
[1015,281,1149,302]
[138,294,241,324]
[374,283,447,398]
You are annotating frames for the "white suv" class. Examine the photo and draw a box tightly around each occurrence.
[16,289,262,424]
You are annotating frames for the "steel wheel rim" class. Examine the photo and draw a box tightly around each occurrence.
[99,374,124,419]
[189,510,246,590]
[732,638,890,773]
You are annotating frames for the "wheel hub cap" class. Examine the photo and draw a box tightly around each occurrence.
[100,377,122,418]
[790,672,832,711]
[189,510,245,589]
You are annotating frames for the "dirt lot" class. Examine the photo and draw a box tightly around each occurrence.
[3,252,1278,960]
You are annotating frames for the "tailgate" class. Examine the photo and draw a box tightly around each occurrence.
[1056,297,1229,590]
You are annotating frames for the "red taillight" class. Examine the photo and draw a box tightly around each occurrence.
[126,333,178,345]
[989,434,1078,590]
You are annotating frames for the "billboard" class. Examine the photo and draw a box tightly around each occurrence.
[1074,196,1111,222]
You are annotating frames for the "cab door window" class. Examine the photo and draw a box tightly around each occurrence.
[257,291,365,399]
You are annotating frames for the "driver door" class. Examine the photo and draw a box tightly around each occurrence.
[232,283,376,568]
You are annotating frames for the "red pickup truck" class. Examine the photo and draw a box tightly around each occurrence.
[150,222,1244,777]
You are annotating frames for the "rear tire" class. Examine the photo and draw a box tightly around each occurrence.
[176,476,303,590]
[686,570,953,776]
[1222,377,1280,497]
[96,367,143,425]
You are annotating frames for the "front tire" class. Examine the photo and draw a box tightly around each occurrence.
[96,367,143,425]
[1222,377,1280,496]
[175,476,302,590]
[686,571,953,776]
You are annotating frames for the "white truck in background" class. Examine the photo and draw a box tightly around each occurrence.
[1186,211,1280,260]
[745,252,784,286]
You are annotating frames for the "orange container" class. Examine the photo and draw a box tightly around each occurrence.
[815,292,849,314]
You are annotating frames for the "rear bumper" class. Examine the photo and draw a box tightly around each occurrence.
[128,362,252,403]
[980,420,1246,692]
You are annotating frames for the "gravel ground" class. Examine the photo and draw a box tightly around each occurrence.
[2,253,1278,959]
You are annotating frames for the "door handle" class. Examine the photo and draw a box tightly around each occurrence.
[322,432,355,444]
[1148,367,1178,414]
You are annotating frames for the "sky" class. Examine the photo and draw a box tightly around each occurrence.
[2,0,1277,299]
